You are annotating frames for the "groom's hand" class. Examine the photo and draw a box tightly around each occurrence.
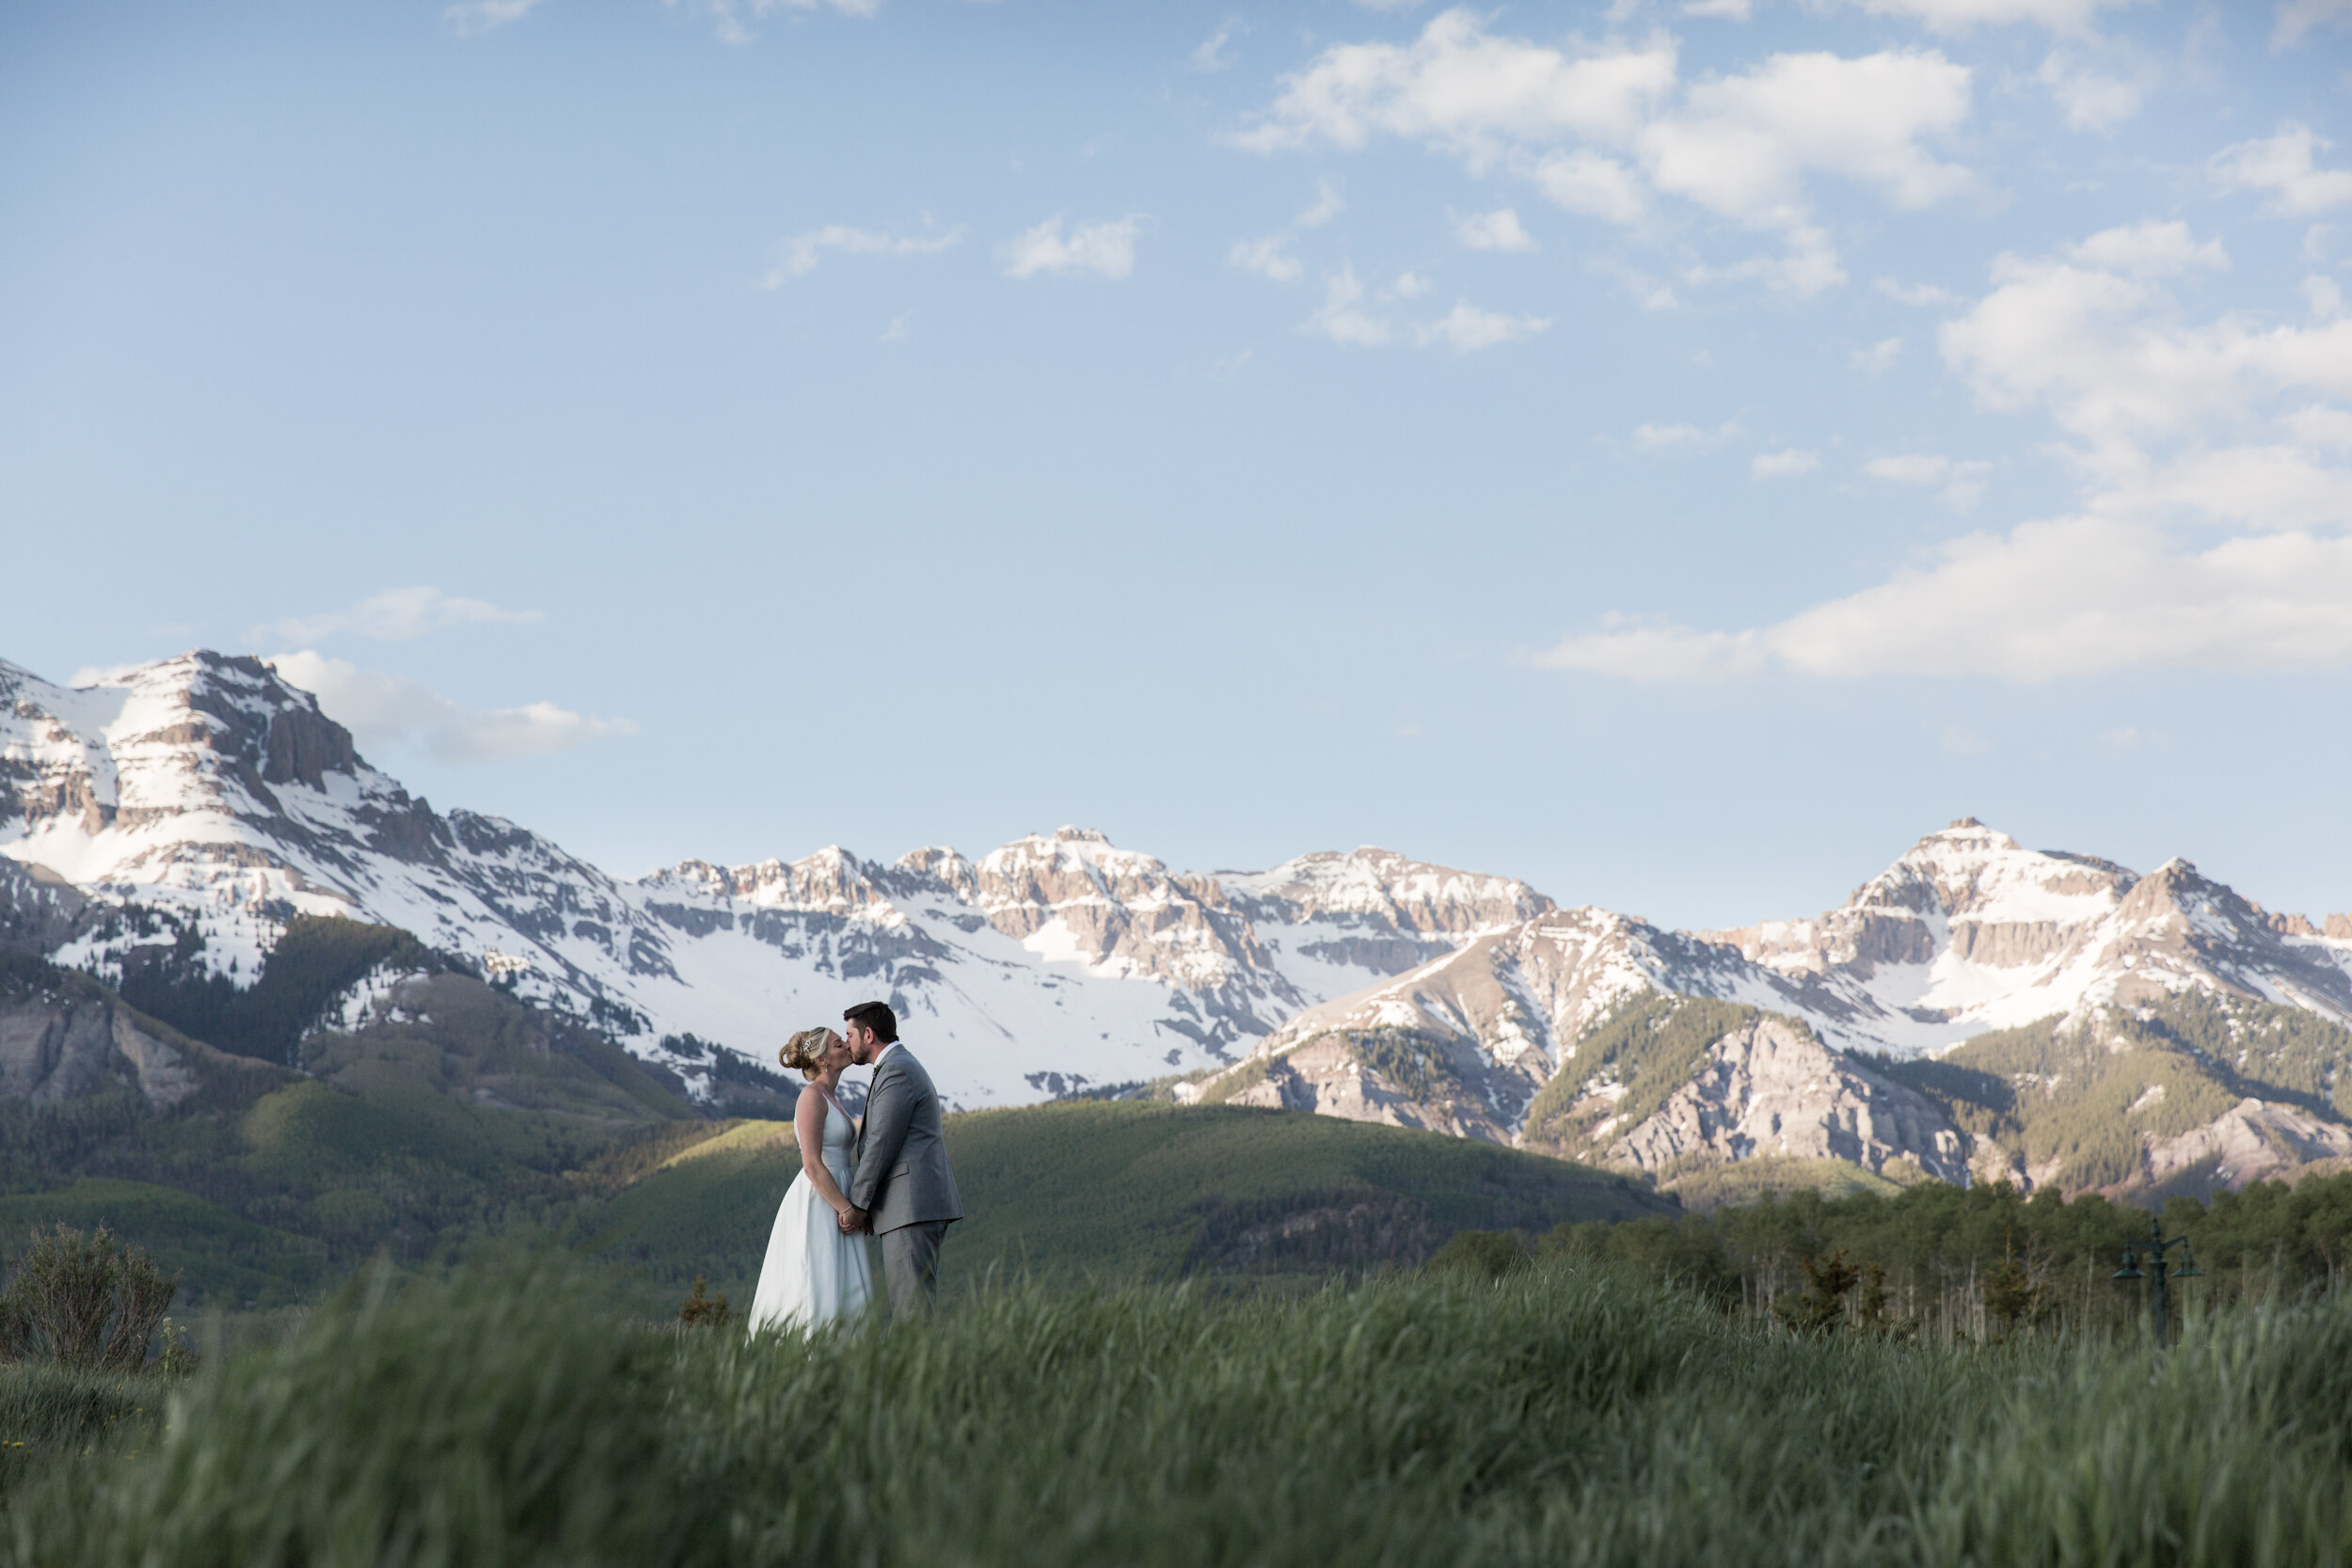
[840,1206,868,1234]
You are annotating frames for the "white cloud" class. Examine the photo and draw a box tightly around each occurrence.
[446,0,547,35]
[2099,445,2352,532]
[880,312,913,343]
[1228,182,1344,285]
[1825,0,2138,33]
[257,587,540,646]
[1305,265,1393,345]
[1549,218,2352,688]
[1233,12,1677,156]
[2213,125,2352,216]
[1629,420,1740,450]
[1851,336,1904,374]
[2276,0,2352,47]
[1683,0,1754,17]
[1941,233,2352,457]
[2037,52,2142,133]
[266,652,636,764]
[1002,216,1142,280]
[763,223,963,285]
[1876,277,1957,306]
[1944,465,1992,512]
[667,0,876,45]
[2306,277,2346,320]
[1864,453,1952,484]
[1752,447,1820,478]
[1302,268,1546,353]
[1228,235,1302,282]
[1534,517,2352,682]
[1942,726,1987,754]
[1865,451,1991,509]
[1454,208,1539,252]
[1417,301,1551,352]
[2064,219,2227,277]
[1234,12,1975,295]
[2286,404,2352,449]
[2099,725,2140,748]
[1192,20,1242,72]
[1527,150,1648,224]
[1638,49,1973,219]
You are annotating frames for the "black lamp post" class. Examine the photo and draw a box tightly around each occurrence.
[2113,1215,2202,1344]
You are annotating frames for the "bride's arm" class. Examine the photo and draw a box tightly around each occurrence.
[794,1088,854,1216]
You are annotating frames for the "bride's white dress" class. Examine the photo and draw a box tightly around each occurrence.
[747,1088,873,1333]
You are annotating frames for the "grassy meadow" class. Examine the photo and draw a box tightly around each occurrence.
[590,1101,1673,1305]
[3,1256,2349,1567]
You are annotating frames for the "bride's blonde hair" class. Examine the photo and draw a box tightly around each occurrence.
[781,1027,839,1080]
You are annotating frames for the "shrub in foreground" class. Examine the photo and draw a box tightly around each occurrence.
[2,1225,176,1372]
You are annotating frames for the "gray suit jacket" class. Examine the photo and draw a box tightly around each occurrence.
[850,1046,963,1233]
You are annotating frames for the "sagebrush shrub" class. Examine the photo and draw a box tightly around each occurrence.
[3,1224,178,1371]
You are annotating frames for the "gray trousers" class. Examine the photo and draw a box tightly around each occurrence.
[880,1220,952,1319]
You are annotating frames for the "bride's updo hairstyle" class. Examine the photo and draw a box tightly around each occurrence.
[782,1027,838,1079]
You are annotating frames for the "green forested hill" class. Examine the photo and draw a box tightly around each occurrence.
[588,1101,1674,1303]
[0,953,707,1307]
[1881,991,2352,1198]
[2,942,1671,1309]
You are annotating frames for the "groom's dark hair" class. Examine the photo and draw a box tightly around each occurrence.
[843,1001,898,1043]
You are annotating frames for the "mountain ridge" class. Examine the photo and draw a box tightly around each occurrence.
[9,652,2352,1199]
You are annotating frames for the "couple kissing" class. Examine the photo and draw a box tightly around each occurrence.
[744,1001,963,1332]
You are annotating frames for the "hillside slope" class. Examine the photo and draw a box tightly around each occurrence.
[588,1101,1673,1301]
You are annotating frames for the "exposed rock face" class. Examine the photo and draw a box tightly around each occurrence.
[1219,848,1553,978]
[1216,1029,1535,1144]
[0,973,260,1108]
[1602,1019,1970,1184]
[2138,1099,2352,1191]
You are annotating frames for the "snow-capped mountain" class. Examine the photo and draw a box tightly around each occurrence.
[0,652,1548,1106]
[1192,821,2352,1194]
[11,650,2352,1196]
[1230,820,2352,1095]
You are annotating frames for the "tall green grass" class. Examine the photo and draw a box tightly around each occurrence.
[4,1259,2346,1566]
[0,1362,167,1495]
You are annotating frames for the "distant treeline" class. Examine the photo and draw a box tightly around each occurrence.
[1539,1173,2352,1339]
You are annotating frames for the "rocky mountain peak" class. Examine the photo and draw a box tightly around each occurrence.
[891,845,977,900]
[1216,847,1555,936]
[2,651,362,844]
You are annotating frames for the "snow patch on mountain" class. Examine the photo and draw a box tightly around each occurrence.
[2,653,1550,1107]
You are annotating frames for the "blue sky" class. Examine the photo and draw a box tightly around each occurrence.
[5,0,2351,928]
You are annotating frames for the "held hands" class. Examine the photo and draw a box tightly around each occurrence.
[836,1206,870,1235]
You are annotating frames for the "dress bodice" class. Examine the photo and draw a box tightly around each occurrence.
[817,1090,855,1161]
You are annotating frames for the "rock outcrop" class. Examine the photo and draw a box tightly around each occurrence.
[1601,1018,1970,1184]
[0,961,275,1108]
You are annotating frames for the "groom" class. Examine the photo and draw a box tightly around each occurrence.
[838,1000,963,1317]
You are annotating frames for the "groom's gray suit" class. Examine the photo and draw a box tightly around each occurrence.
[850,1043,962,1316]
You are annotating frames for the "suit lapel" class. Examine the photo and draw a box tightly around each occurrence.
[856,1053,893,1161]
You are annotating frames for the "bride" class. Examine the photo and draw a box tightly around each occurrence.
[747,1026,874,1333]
